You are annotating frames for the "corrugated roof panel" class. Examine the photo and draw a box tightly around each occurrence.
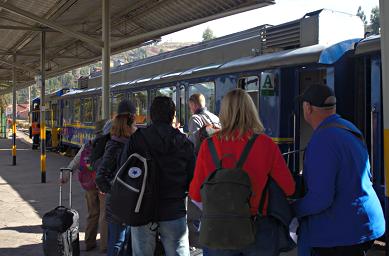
[0,0,274,94]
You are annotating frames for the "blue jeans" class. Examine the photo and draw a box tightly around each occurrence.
[204,217,280,256]
[108,222,130,256]
[131,217,189,256]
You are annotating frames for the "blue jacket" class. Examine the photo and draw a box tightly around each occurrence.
[293,114,385,248]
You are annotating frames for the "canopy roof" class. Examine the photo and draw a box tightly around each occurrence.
[0,0,274,93]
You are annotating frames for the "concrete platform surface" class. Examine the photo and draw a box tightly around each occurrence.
[0,135,104,256]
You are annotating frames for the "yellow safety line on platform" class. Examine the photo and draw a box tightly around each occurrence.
[385,129,389,196]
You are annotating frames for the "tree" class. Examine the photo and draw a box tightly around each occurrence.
[357,6,367,25]
[370,6,380,35]
[202,27,216,41]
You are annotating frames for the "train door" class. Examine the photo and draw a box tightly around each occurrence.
[354,54,384,198]
[297,68,328,171]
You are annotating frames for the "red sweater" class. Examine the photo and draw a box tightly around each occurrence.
[189,132,295,216]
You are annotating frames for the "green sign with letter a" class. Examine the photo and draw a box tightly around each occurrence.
[260,72,275,96]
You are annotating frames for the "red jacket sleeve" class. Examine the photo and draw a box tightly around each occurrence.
[269,142,295,196]
[189,142,209,202]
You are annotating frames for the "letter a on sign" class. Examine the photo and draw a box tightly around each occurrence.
[260,72,275,96]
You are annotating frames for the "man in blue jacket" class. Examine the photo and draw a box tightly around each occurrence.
[293,84,385,256]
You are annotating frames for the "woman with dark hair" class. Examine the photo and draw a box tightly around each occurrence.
[96,99,136,256]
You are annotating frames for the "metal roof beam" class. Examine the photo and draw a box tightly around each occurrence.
[0,50,40,57]
[0,25,54,31]
[111,1,274,49]
[0,2,103,48]
[0,59,37,73]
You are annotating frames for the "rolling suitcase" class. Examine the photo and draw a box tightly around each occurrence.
[42,168,80,256]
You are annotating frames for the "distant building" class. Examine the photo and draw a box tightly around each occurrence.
[6,104,29,120]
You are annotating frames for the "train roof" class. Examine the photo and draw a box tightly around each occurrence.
[62,38,359,99]
[218,38,359,74]
[354,35,381,55]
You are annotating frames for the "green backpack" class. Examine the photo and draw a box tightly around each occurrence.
[199,134,260,250]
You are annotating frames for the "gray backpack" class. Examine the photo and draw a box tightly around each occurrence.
[199,134,262,250]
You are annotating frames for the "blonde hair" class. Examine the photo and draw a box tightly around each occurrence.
[189,93,206,108]
[110,114,135,138]
[219,89,264,140]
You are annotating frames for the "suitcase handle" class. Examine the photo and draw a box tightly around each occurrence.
[60,167,73,208]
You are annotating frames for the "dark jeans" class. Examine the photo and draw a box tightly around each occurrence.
[107,222,130,256]
[312,240,374,256]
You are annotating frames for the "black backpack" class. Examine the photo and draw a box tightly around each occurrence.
[110,130,158,226]
[199,134,260,250]
[90,133,110,171]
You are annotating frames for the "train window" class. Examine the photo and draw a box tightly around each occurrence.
[111,93,125,118]
[97,96,102,121]
[152,86,177,105]
[51,103,58,127]
[238,76,260,109]
[179,86,185,127]
[82,98,94,123]
[188,81,216,113]
[63,100,71,125]
[130,91,148,124]
[73,98,81,123]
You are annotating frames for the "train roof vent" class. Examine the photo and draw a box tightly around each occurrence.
[261,19,301,53]
[260,9,364,54]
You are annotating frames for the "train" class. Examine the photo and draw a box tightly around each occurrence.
[29,9,386,201]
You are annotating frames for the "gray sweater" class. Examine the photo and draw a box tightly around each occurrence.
[188,109,220,153]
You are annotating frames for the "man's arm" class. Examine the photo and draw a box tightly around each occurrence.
[188,115,203,152]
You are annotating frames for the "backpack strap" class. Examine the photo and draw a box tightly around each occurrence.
[257,176,270,217]
[207,138,222,169]
[236,134,259,169]
[319,122,365,144]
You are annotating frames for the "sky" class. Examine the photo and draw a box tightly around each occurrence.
[161,0,379,43]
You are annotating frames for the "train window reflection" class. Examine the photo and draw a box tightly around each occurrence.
[189,81,216,114]
[63,100,71,125]
[82,98,94,123]
[179,86,185,127]
[130,91,148,124]
[152,86,177,105]
[73,98,81,123]
[111,93,125,118]
[238,76,260,109]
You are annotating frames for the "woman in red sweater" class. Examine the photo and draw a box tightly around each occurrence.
[189,88,295,255]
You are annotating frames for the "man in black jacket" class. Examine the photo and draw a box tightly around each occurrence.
[121,96,195,256]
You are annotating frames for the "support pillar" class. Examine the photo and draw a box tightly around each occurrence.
[102,0,110,119]
[40,31,46,183]
[379,0,389,255]
[12,55,16,166]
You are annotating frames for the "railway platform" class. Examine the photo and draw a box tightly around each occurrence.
[0,132,384,256]
[0,133,104,256]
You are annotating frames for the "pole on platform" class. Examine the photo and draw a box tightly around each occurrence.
[102,0,110,120]
[40,31,46,183]
[12,55,16,166]
[379,0,389,255]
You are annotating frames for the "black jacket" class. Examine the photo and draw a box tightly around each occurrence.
[121,123,196,221]
[95,136,129,224]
